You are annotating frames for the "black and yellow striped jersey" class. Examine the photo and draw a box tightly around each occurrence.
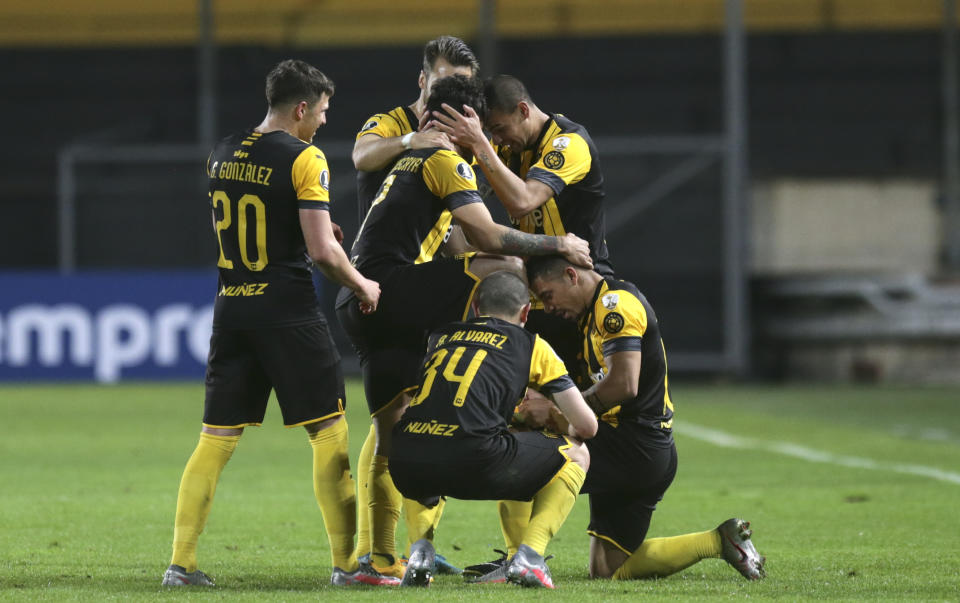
[206,129,330,328]
[355,105,419,224]
[397,316,576,452]
[349,147,482,280]
[580,277,674,443]
[494,113,613,277]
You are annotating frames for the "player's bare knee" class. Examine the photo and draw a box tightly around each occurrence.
[202,426,243,437]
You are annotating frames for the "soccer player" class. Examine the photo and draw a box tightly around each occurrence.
[431,73,614,372]
[352,35,480,223]
[523,255,766,581]
[430,73,615,570]
[350,35,479,569]
[335,74,593,580]
[390,271,598,589]
[161,59,395,587]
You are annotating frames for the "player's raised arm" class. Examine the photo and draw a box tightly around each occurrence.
[353,128,454,171]
[432,103,554,219]
[451,202,593,269]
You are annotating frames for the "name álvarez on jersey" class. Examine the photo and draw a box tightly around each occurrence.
[396,316,575,459]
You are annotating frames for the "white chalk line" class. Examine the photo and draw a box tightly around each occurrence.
[677,423,960,486]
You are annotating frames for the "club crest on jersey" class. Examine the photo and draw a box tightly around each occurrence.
[319,169,330,190]
[601,292,619,310]
[552,136,570,150]
[543,150,565,170]
[603,312,625,334]
[361,120,378,132]
[456,162,474,179]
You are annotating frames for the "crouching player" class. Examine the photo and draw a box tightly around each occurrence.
[523,255,766,581]
[389,271,598,588]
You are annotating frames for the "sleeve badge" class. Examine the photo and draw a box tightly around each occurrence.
[543,150,565,170]
[319,169,330,190]
[360,120,378,132]
[601,292,619,310]
[603,312,625,334]
[456,162,474,180]
[552,136,570,150]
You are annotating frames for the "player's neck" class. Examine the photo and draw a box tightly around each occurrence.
[579,270,604,298]
[411,96,427,120]
[524,107,550,149]
[255,113,300,141]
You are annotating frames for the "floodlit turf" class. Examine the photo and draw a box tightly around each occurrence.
[1,381,958,600]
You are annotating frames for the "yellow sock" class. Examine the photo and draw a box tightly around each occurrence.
[355,425,376,559]
[405,497,446,553]
[171,432,240,572]
[499,500,533,557]
[522,462,586,555]
[613,530,722,579]
[308,417,358,571]
[369,454,403,573]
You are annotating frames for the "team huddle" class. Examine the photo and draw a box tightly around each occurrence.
[161,36,766,589]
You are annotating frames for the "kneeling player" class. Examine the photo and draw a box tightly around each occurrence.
[389,271,598,588]
[523,255,766,581]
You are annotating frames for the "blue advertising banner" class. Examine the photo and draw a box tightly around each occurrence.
[0,271,219,382]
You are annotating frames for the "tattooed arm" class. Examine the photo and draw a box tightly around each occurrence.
[432,103,553,219]
[453,202,593,268]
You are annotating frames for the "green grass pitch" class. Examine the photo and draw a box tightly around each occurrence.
[1,381,958,600]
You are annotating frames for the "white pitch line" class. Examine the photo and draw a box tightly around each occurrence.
[677,423,960,486]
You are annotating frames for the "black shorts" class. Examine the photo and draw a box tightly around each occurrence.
[203,321,345,428]
[581,421,678,553]
[390,430,571,502]
[525,307,585,381]
[335,256,480,415]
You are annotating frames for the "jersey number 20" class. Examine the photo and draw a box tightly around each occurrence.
[212,190,268,271]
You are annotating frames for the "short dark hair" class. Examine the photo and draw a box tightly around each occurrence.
[265,59,335,108]
[474,271,530,316]
[484,74,532,114]
[525,255,572,285]
[425,75,488,122]
[423,36,480,76]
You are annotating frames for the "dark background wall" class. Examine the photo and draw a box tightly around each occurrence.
[0,31,943,357]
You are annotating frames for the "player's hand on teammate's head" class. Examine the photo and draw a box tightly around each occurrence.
[412,130,455,152]
[356,278,381,314]
[558,233,593,269]
[431,103,485,149]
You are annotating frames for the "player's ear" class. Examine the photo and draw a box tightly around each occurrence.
[518,302,531,325]
[517,101,530,119]
[294,100,308,120]
[418,70,427,90]
[565,266,578,285]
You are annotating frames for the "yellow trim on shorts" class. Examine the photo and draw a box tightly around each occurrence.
[541,434,575,488]
[286,409,346,428]
[587,530,632,555]
[461,251,482,320]
[370,386,419,418]
[285,397,345,428]
[202,421,261,429]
